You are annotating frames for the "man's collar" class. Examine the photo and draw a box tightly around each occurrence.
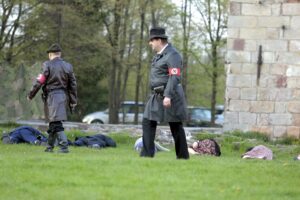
[157,43,168,54]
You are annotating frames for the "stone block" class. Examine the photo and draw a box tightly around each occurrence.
[269,113,293,125]
[288,102,300,113]
[264,0,286,4]
[257,88,277,101]
[271,4,281,16]
[242,63,257,74]
[292,114,300,126]
[265,75,279,88]
[275,75,287,88]
[286,65,300,77]
[260,40,288,51]
[286,77,299,89]
[226,74,252,87]
[264,52,275,64]
[273,126,287,138]
[275,88,293,101]
[240,88,257,100]
[250,101,274,113]
[270,64,287,75]
[275,102,287,113]
[276,52,300,65]
[282,3,300,15]
[287,0,300,3]
[289,40,300,52]
[244,40,257,51]
[287,126,300,138]
[266,28,280,40]
[239,112,257,124]
[253,75,269,88]
[242,3,272,16]
[223,123,251,133]
[227,39,234,50]
[227,28,240,38]
[228,100,251,112]
[228,63,242,74]
[233,39,245,50]
[258,16,290,28]
[291,16,300,30]
[228,16,257,28]
[226,87,240,99]
[227,50,251,63]
[257,114,270,125]
[251,126,273,136]
[224,111,239,123]
[230,2,241,15]
[284,29,300,40]
[240,28,266,39]
[292,89,300,100]
[251,51,274,64]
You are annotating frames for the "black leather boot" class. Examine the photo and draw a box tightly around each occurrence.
[57,131,69,153]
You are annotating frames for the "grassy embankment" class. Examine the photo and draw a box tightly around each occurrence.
[0,123,300,200]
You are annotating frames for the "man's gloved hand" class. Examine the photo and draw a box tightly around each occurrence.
[163,97,171,108]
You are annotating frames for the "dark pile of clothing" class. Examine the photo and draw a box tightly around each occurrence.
[73,134,116,149]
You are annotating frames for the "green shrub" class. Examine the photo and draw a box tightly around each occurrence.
[193,132,221,140]
[225,130,270,142]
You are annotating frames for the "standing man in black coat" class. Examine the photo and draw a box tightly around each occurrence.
[27,43,77,153]
[141,27,189,159]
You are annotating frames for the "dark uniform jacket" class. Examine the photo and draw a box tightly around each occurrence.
[144,44,187,122]
[28,57,77,122]
[73,134,116,148]
[1,126,47,144]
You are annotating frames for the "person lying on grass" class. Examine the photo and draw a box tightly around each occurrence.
[241,145,273,160]
[134,137,170,153]
[188,139,221,156]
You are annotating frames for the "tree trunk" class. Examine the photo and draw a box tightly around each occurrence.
[210,44,218,125]
[108,0,122,124]
[181,0,191,101]
[119,0,130,123]
[134,1,148,124]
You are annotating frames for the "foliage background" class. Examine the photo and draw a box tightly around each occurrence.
[0,0,227,122]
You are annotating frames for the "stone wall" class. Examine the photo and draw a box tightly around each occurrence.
[225,0,300,139]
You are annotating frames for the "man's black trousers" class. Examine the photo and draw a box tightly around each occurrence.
[140,118,189,159]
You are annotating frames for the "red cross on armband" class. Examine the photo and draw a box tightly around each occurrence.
[37,74,46,84]
[168,68,181,76]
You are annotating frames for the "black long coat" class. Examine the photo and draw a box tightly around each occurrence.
[28,57,77,122]
[143,44,187,122]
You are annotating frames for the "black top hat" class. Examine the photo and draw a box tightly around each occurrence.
[149,27,168,41]
[46,43,62,53]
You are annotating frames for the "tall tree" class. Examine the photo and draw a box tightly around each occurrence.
[134,0,148,124]
[0,0,38,63]
[192,0,227,125]
[180,0,192,101]
[102,0,123,124]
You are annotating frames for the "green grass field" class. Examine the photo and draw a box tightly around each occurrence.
[0,125,300,200]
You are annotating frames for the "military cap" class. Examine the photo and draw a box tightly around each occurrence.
[46,43,62,53]
[149,27,168,41]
